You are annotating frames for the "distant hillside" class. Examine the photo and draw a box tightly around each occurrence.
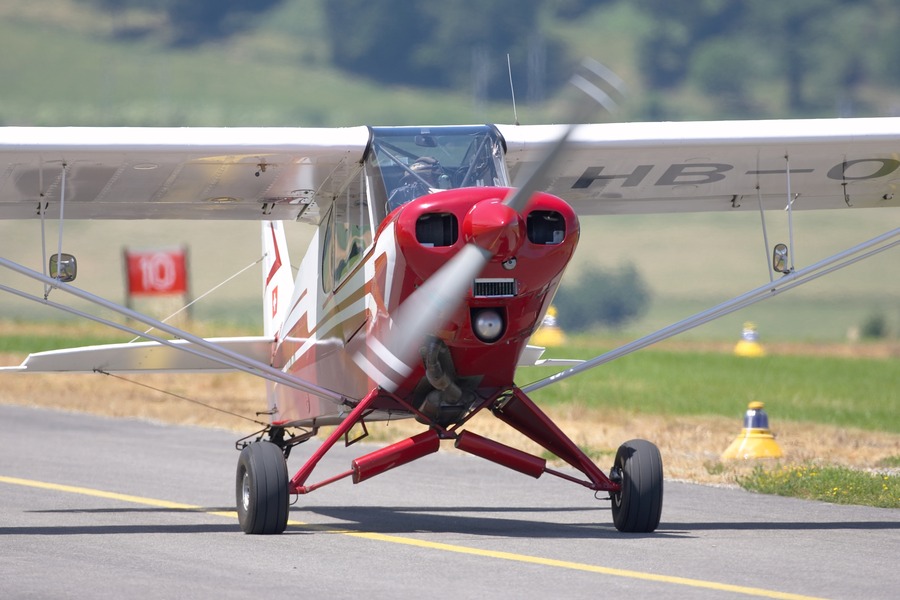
[0,0,536,126]
[1,0,646,127]
[3,0,899,127]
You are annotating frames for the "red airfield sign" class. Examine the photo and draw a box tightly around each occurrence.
[124,247,189,296]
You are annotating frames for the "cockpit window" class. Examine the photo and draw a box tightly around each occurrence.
[365,125,508,222]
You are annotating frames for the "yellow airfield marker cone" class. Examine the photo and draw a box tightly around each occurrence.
[734,321,765,357]
[721,401,783,460]
[531,305,566,347]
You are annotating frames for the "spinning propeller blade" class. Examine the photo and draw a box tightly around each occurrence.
[506,58,625,213]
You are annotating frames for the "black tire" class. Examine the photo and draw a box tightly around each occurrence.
[610,439,663,533]
[236,441,289,534]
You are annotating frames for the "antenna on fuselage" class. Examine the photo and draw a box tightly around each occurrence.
[507,53,520,126]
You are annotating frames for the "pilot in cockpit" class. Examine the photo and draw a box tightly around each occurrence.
[387,156,447,210]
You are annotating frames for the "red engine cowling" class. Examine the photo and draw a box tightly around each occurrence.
[385,186,579,390]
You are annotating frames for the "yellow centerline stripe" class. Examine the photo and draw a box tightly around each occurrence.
[1,475,824,600]
[0,475,201,510]
[340,530,822,600]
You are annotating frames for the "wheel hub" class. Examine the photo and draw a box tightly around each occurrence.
[609,466,623,507]
[241,471,251,511]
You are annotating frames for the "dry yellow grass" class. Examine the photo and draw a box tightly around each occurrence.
[2,352,898,486]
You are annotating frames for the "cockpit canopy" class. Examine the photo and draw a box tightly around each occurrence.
[321,125,511,293]
[366,125,510,222]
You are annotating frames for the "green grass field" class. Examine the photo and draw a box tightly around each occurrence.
[2,319,896,435]
[739,465,900,508]
[520,342,900,433]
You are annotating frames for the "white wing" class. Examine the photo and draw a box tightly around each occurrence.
[0,126,370,222]
[499,117,900,214]
[4,119,900,222]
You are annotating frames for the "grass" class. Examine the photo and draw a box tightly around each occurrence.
[0,332,120,354]
[878,455,900,468]
[0,317,263,355]
[738,464,900,508]
[3,318,896,434]
[520,342,900,433]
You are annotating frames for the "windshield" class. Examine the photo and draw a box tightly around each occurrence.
[366,125,509,221]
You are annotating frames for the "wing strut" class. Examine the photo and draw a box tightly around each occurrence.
[522,227,900,393]
[0,257,349,405]
[755,183,775,283]
[38,162,69,300]
[784,154,797,274]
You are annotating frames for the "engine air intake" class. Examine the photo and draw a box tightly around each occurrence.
[526,210,565,245]
[416,213,458,247]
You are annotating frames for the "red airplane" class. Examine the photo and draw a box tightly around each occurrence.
[2,75,899,534]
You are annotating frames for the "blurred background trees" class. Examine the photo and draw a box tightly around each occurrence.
[70,0,900,119]
[553,264,651,331]
[321,0,572,102]
[634,0,900,118]
[82,0,285,44]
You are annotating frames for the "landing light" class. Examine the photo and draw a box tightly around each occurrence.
[472,308,504,343]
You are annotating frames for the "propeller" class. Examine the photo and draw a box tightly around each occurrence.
[363,60,625,392]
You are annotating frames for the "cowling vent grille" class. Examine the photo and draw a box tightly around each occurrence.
[473,278,517,298]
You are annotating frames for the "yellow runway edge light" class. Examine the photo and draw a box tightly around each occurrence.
[721,401,783,460]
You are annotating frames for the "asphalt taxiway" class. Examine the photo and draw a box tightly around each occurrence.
[1,404,898,599]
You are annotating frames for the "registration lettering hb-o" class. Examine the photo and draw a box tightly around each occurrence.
[572,165,653,189]
[573,163,733,189]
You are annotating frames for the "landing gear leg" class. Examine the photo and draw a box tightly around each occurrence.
[236,441,289,534]
[610,439,663,533]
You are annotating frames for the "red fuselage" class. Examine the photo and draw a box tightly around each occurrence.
[270,186,578,427]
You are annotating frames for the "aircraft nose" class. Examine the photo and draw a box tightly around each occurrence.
[462,199,523,261]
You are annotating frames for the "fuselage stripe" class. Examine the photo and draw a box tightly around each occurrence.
[351,351,400,390]
[366,331,414,378]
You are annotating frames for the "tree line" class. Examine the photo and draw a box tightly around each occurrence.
[79,0,900,118]
[634,0,900,117]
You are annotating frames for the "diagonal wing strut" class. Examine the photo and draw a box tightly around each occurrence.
[522,227,900,393]
[0,256,350,406]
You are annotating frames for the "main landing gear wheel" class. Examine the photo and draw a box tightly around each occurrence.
[236,441,289,535]
[610,439,663,533]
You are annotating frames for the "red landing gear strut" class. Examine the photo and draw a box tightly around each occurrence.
[235,386,663,535]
